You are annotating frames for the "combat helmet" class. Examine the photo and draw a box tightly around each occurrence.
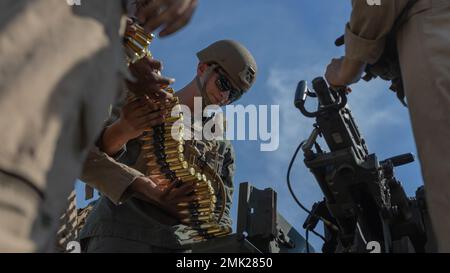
[197,40,257,96]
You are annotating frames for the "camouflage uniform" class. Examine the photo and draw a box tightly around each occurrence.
[79,39,256,252]
[79,117,235,252]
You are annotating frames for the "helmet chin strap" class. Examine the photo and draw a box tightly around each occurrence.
[195,64,218,109]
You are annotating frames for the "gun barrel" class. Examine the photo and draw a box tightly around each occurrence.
[383,153,415,167]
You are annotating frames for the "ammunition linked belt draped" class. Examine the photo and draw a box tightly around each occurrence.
[124,24,231,242]
[124,22,153,63]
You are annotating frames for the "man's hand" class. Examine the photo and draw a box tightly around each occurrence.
[126,56,174,99]
[135,0,198,37]
[117,96,165,140]
[99,97,165,156]
[325,56,366,89]
[130,176,195,220]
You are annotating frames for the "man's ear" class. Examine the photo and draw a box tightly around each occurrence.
[197,62,209,76]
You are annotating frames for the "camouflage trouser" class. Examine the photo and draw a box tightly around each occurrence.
[81,236,191,253]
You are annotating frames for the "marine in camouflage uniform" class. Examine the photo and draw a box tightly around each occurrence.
[80,121,235,252]
[79,40,258,252]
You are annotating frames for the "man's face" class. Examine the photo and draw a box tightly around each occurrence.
[198,63,242,106]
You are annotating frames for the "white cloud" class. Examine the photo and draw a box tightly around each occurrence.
[264,66,328,223]
[347,80,405,136]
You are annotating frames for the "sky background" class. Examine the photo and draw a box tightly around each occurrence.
[76,0,424,252]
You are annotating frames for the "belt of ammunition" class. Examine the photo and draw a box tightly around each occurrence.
[133,32,151,47]
[194,189,213,197]
[172,163,190,171]
[174,172,193,179]
[191,223,216,230]
[194,193,213,201]
[180,218,207,225]
[178,170,197,177]
[193,187,212,194]
[129,37,146,51]
[173,170,191,176]
[165,145,184,154]
[165,157,183,164]
[160,153,185,161]
[133,24,153,40]
[179,210,211,217]
[166,157,187,166]
[181,214,213,224]
[144,145,183,155]
[141,140,184,150]
[148,133,183,143]
[190,199,215,206]
[176,175,197,182]
[143,130,184,141]
[125,40,144,56]
[179,177,200,184]
[130,92,226,236]
[195,172,203,181]
[193,182,211,189]
[145,154,183,164]
[159,152,184,162]
[177,202,214,210]
[192,207,213,214]
[144,124,184,135]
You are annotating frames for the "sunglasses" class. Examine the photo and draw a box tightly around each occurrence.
[214,69,243,103]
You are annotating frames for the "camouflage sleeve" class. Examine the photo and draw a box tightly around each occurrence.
[345,0,409,64]
[216,141,235,230]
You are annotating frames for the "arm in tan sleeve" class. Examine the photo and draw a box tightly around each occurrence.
[345,0,409,64]
[81,146,145,205]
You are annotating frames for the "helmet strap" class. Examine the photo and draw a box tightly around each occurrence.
[195,64,217,109]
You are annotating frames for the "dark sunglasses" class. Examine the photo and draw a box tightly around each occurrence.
[215,69,243,103]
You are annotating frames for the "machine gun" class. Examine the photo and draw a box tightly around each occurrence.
[291,77,436,253]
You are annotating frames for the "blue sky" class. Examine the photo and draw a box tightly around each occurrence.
[76,0,424,252]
